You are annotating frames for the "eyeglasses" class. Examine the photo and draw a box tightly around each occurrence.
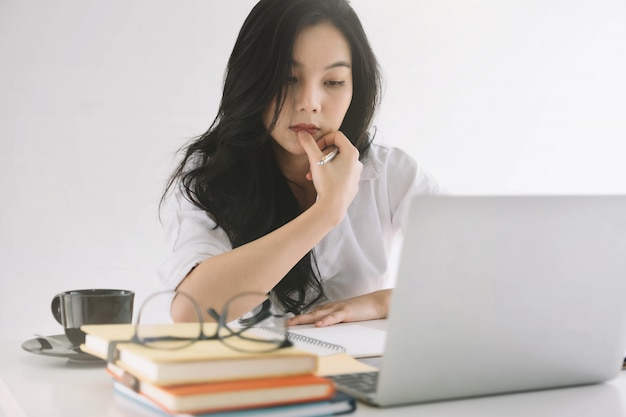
[106,290,292,364]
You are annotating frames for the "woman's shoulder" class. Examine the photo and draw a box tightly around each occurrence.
[363,143,443,194]
[361,143,417,180]
[368,143,414,161]
[364,143,416,165]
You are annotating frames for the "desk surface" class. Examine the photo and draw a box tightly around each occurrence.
[1,338,625,417]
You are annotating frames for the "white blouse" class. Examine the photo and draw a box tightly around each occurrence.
[158,144,441,310]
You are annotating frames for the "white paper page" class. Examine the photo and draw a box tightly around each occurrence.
[288,324,386,358]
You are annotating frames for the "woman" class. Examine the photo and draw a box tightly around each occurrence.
[159,0,440,327]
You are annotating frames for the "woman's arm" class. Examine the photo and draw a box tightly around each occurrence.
[287,289,392,327]
[171,131,362,322]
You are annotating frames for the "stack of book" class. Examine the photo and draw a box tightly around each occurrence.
[80,323,356,416]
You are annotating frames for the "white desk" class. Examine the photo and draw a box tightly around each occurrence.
[1,339,625,417]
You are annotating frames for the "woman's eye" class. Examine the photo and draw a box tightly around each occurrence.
[325,80,345,87]
[286,76,298,85]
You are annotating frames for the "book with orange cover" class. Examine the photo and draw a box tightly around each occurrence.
[107,364,336,414]
[80,323,318,385]
[113,379,356,417]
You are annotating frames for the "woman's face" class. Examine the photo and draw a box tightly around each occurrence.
[265,21,353,158]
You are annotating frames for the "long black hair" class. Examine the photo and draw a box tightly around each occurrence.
[162,0,382,314]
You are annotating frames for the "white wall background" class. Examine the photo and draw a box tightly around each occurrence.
[1,0,625,342]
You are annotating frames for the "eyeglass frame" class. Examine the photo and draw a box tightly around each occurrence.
[105,289,293,365]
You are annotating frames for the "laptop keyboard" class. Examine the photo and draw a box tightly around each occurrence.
[328,371,379,394]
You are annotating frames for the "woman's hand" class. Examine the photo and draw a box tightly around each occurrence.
[288,289,391,327]
[297,130,363,221]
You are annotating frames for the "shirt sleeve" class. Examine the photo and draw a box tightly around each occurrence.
[157,189,232,289]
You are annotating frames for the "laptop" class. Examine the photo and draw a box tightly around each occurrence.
[329,195,626,407]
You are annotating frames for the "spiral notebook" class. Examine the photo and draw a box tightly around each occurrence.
[259,324,386,358]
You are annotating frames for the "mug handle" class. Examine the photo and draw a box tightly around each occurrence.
[51,294,63,325]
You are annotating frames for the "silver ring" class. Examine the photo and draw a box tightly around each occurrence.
[317,147,339,166]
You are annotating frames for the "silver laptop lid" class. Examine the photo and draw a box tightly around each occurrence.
[377,195,626,406]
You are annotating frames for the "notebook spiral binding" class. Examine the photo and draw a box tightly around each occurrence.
[260,327,346,354]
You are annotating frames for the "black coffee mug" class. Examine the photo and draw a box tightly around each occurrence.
[51,289,134,346]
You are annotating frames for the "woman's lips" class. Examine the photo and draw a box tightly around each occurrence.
[290,124,319,135]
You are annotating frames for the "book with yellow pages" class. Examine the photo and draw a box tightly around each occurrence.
[80,323,317,385]
[107,364,336,414]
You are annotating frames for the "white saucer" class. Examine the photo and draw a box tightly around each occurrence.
[21,334,102,362]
